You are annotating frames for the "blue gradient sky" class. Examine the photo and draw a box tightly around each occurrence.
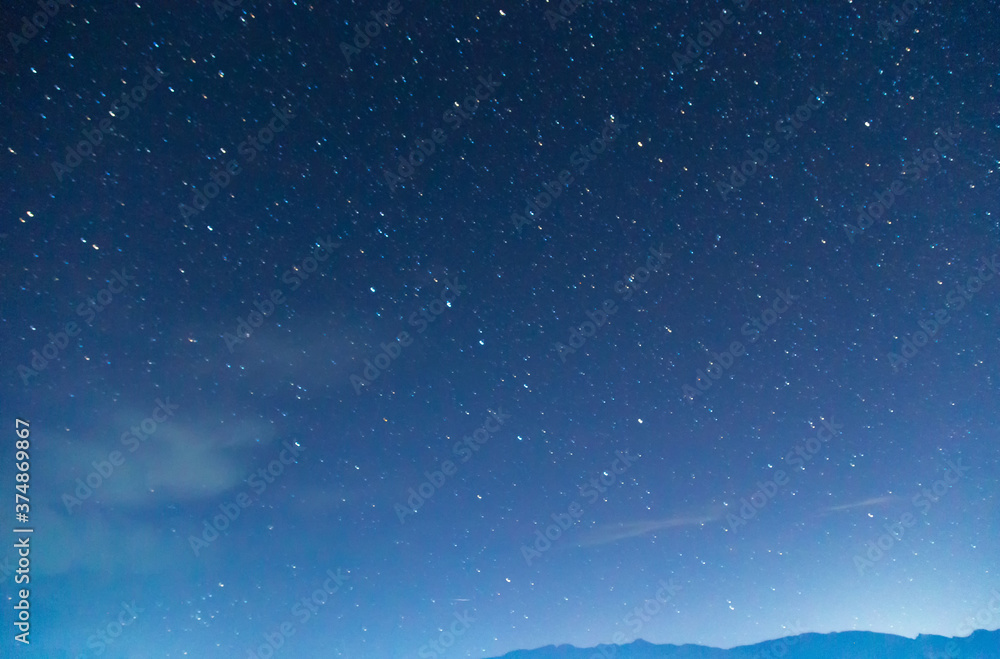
[2,1,999,657]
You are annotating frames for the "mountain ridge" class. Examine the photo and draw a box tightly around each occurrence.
[489,628,1000,659]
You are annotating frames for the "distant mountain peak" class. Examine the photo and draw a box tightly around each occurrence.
[490,628,1000,659]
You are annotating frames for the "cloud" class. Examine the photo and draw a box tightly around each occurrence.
[36,400,295,576]
[50,411,276,509]
[578,513,720,547]
[820,495,896,514]
[33,503,184,576]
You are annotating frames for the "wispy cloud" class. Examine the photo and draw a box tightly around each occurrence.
[820,495,896,513]
[577,514,719,547]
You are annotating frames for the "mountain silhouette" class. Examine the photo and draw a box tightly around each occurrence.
[490,629,999,659]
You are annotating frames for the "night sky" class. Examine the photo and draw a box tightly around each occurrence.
[2,1,999,657]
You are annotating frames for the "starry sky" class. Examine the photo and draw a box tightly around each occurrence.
[2,1,999,658]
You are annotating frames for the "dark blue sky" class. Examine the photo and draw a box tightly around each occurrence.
[2,1,999,657]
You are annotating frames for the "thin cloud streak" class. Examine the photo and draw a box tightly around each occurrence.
[577,514,719,547]
[820,495,896,513]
